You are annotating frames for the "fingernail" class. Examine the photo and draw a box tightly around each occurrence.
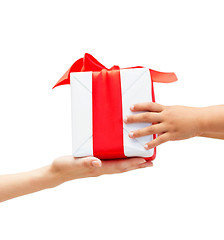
[92,160,102,168]
[124,116,128,123]
[147,162,153,167]
[144,144,149,150]
[129,131,134,138]
[130,105,134,111]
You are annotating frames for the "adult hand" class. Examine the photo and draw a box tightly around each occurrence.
[50,156,153,186]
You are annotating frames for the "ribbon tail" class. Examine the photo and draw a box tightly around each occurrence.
[52,68,70,89]
[149,69,177,83]
[52,57,84,89]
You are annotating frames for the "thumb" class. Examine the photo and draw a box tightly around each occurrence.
[82,157,102,168]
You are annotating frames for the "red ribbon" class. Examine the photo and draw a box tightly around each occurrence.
[92,69,125,159]
[53,53,177,89]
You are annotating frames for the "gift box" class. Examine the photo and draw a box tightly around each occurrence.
[53,53,177,160]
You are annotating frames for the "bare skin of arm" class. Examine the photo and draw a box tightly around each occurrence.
[0,156,152,203]
[124,103,224,149]
[3,103,222,203]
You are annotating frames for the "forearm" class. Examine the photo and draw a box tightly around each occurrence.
[198,105,224,139]
[0,156,148,202]
[199,132,224,139]
[0,166,61,203]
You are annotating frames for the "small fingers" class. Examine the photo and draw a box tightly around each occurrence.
[131,102,165,113]
[124,112,161,124]
[144,133,170,149]
[129,123,166,138]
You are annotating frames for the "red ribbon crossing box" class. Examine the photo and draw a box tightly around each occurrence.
[53,53,177,161]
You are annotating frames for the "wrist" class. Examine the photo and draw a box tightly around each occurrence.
[196,107,210,137]
[47,166,66,188]
[30,166,63,190]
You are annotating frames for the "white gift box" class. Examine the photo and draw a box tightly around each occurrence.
[70,68,155,159]
[53,53,177,160]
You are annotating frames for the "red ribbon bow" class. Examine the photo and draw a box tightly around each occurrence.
[53,53,177,89]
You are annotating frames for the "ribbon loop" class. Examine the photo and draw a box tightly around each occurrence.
[109,65,120,71]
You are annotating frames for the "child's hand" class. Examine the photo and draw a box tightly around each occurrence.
[124,102,204,149]
[50,156,152,186]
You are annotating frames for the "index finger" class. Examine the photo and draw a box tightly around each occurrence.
[131,102,165,112]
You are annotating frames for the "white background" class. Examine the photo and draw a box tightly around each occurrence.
[0,0,223,239]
